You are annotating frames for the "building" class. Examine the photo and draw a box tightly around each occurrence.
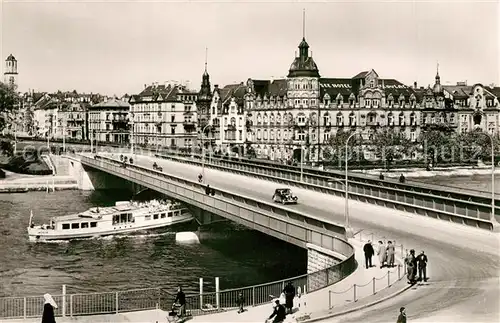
[88,97,130,143]
[197,57,213,148]
[244,32,422,161]
[56,103,88,140]
[129,83,198,149]
[3,54,18,88]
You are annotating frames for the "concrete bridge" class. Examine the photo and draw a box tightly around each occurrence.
[70,153,356,291]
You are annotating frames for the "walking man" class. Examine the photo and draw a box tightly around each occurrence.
[386,241,395,267]
[266,299,286,323]
[363,240,375,269]
[417,250,428,282]
[282,282,296,314]
[377,240,387,268]
[397,307,407,323]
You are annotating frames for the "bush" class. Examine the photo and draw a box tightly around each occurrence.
[0,154,52,175]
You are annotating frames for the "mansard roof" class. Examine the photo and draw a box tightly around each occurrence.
[130,84,188,103]
[319,76,416,101]
[91,97,130,109]
[220,83,246,105]
[250,79,287,98]
[442,85,472,99]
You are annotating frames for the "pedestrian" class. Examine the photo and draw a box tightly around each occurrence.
[42,293,57,323]
[399,173,406,183]
[266,299,286,323]
[282,282,296,314]
[173,286,186,318]
[396,306,407,323]
[379,172,385,180]
[377,240,387,268]
[405,250,417,284]
[386,241,395,267]
[236,292,245,313]
[363,240,375,269]
[416,250,428,282]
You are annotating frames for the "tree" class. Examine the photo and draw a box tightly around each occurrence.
[323,129,363,166]
[0,82,20,133]
[371,129,412,170]
[455,129,499,163]
[419,130,454,166]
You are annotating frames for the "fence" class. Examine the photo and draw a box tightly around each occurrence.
[328,230,408,309]
[0,243,356,319]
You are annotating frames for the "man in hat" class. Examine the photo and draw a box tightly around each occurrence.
[397,306,407,323]
[267,299,286,323]
[363,240,375,269]
[416,250,428,282]
[282,282,296,314]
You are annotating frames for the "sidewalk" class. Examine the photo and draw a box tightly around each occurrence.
[186,233,406,323]
[0,232,409,323]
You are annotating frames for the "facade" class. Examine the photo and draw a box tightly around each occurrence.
[56,103,88,140]
[129,83,198,149]
[3,54,18,88]
[88,97,130,143]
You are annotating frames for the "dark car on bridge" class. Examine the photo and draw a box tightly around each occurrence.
[272,188,298,205]
[152,162,163,172]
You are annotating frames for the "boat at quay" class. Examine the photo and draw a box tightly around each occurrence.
[27,199,193,242]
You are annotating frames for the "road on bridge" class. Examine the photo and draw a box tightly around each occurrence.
[123,153,499,322]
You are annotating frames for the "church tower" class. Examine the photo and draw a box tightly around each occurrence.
[197,48,213,136]
[4,54,18,88]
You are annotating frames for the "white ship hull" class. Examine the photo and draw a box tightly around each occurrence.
[27,200,194,242]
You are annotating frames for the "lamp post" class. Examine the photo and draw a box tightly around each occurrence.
[482,131,497,227]
[344,132,358,238]
[300,145,305,182]
[201,124,211,184]
[130,113,135,155]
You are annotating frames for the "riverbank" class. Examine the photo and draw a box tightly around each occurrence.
[0,173,78,192]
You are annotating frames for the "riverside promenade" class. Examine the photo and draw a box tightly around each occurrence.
[1,232,409,323]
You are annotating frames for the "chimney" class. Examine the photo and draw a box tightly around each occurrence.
[144,84,147,89]
[414,81,417,89]
[214,84,219,89]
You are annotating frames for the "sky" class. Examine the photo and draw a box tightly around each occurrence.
[1,0,499,96]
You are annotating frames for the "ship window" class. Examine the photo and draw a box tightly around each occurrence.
[90,222,97,228]
[145,215,151,220]
[120,214,127,223]
[62,223,70,230]
[168,212,173,217]
[81,222,89,229]
[161,213,166,218]
[128,213,133,222]
[113,215,119,225]
[153,214,159,220]
[71,223,79,229]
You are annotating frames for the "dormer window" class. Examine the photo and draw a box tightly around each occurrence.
[337,98,342,106]
[365,99,371,107]
[370,80,375,88]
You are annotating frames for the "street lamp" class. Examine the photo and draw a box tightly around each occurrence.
[481,131,498,228]
[344,132,358,238]
[201,124,211,184]
[300,145,305,182]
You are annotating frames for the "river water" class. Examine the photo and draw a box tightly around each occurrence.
[411,173,498,194]
[0,190,307,298]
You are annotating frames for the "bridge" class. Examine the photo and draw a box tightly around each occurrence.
[72,153,356,293]
[73,151,500,322]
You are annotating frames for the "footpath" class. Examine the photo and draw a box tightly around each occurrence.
[1,231,410,323]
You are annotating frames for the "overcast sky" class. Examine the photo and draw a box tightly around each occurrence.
[1,0,498,96]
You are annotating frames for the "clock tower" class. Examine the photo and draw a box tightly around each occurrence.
[3,54,18,88]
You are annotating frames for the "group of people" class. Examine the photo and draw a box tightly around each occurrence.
[265,282,298,323]
[404,249,429,284]
[364,240,429,284]
[363,240,396,269]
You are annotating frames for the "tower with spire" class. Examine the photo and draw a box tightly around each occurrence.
[197,48,213,135]
[3,54,18,88]
[286,10,321,160]
[433,63,443,94]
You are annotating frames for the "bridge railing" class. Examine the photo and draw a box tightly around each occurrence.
[151,153,498,230]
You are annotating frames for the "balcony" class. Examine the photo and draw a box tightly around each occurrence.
[183,121,196,129]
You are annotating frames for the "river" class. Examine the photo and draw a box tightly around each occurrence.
[0,190,306,298]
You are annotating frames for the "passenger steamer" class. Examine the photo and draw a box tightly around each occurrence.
[27,200,193,242]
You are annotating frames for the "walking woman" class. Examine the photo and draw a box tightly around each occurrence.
[42,293,57,323]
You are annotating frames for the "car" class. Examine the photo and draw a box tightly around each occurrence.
[272,188,298,205]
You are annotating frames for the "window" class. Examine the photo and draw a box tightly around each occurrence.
[323,132,330,142]
[154,214,159,220]
[257,129,262,140]
[62,223,70,230]
[349,114,355,125]
[410,131,416,142]
[311,99,316,106]
[71,223,79,229]
[270,130,274,140]
[239,130,242,140]
[297,115,306,124]
[171,127,175,135]
[168,212,173,217]
[365,99,371,107]
[171,115,175,122]
[337,114,343,125]
[323,115,330,126]
[90,222,97,228]
[81,222,89,229]
[264,129,268,140]
[277,130,281,140]
[298,130,306,141]
[145,215,151,220]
